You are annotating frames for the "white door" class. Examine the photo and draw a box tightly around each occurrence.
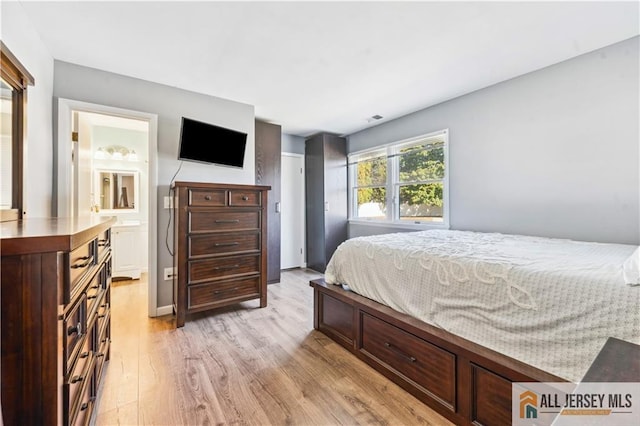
[281,153,305,269]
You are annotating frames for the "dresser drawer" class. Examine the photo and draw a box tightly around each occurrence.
[360,312,456,409]
[189,232,260,257]
[66,345,93,423]
[68,240,96,299]
[96,228,111,261]
[189,188,226,206]
[189,210,260,232]
[188,276,260,310]
[70,371,94,426]
[64,294,87,368]
[66,323,91,376]
[189,254,260,283]
[85,268,104,322]
[229,190,261,207]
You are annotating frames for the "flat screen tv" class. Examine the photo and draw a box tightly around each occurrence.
[178,117,247,168]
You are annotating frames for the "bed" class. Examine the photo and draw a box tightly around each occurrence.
[310,229,639,425]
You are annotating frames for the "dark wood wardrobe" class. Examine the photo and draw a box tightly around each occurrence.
[304,132,348,273]
[255,119,282,283]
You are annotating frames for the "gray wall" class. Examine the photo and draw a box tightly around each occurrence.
[282,133,305,154]
[53,61,255,308]
[348,36,639,245]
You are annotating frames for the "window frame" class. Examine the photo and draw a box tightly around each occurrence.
[1,41,34,222]
[348,129,449,229]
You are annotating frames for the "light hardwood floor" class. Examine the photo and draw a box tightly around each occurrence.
[95,269,452,426]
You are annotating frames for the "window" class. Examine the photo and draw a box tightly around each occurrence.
[1,42,34,222]
[348,129,449,228]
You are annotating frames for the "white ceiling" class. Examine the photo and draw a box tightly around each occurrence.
[18,1,640,137]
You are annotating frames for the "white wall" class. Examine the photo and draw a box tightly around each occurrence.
[53,61,255,306]
[348,36,640,245]
[1,1,54,218]
[282,133,305,155]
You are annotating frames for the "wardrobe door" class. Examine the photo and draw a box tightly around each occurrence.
[322,134,348,265]
[255,119,282,283]
[305,134,326,273]
[305,133,347,273]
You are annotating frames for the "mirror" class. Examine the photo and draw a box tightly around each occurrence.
[95,170,139,213]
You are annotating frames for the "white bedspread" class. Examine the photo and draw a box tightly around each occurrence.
[324,229,640,382]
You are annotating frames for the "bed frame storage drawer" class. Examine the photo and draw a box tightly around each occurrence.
[315,291,355,350]
[471,365,513,426]
[359,312,456,410]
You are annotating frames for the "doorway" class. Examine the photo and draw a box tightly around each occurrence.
[281,153,305,269]
[56,98,160,317]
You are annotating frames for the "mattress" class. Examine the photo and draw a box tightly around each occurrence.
[324,229,640,382]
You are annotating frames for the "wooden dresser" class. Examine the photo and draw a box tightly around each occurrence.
[1,216,116,426]
[172,182,270,328]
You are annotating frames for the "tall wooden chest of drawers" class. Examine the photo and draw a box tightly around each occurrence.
[1,216,116,425]
[172,182,270,328]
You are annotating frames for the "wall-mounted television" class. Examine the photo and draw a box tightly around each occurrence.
[178,117,247,168]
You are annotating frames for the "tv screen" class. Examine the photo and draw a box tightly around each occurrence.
[178,117,247,168]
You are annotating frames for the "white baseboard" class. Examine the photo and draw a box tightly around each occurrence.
[155,305,174,317]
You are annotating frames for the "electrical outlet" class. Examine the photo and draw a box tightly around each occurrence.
[163,266,176,281]
[163,196,175,209]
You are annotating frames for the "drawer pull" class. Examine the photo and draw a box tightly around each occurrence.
[90,284,100,289]
[98,314,106,319]
[71,255,94,269]
[87,295,97,300]
[214,219,240,224]
[214,242,239,247]
[80,402,89,411]
[205,195,212,201]
[242,196,249,201]
[213,265,239,271]
[384,342,417,363]
[68,322,82,336]
[95,352,105,358]
[70,374,84,384]
[214,287,239,295]
[98,239,109,247]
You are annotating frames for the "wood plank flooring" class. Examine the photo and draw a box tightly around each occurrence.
[95,269,453,425]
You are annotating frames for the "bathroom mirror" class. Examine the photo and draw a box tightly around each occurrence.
[95,169,139,213]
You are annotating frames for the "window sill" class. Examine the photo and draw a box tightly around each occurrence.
[348,218,449,230]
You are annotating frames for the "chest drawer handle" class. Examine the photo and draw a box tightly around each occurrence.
[205,195,212,201]
[213,265,240,270]
[242,196,249,201]
[98,239,109,247]
[79,351,89,359]
[71,255,94,269]
[70,374,84,384]
[68,322,82,336]
[215,219,240,224]
[214,242,239,247]
[384,342,417,363]
[80,402,89,411]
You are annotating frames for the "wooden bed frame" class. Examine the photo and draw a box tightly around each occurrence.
[310,278,566,426]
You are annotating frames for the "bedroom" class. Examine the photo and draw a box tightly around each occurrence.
[1,1,638,425]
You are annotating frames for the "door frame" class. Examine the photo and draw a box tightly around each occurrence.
[281,152,306,269]
[56,98,160,317]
